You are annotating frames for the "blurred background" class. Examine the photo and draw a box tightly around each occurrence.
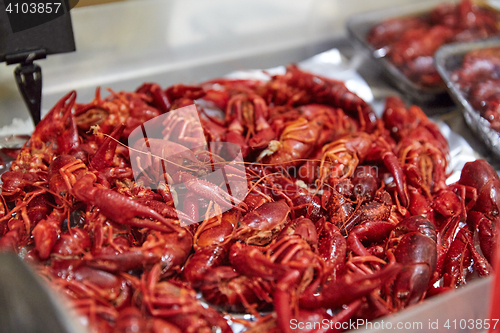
[75,0,123,6]
[0,0,425,134]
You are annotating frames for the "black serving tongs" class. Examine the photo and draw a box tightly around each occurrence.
[0,252,85,333]
[6,50,45,126]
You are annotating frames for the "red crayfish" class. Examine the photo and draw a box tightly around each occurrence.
[0,64,495,333]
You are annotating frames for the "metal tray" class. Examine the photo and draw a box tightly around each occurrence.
[346,0,459,109]
[435,38,500,158]
[0,48,487,333]
[353,276,491,333]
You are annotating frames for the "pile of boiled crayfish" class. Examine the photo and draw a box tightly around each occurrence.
[367,0,500,88]
[451,46,500,133]
[0,64,498,333]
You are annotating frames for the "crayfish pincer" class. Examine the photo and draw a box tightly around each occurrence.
[458,159,500,218]
[391,215,437,309]
[458,159,500,265]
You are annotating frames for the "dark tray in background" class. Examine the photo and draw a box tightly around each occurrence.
[346,0,457,111]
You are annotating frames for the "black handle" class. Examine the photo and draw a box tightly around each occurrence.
[14,62,42,126]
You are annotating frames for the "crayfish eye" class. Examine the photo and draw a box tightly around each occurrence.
[182,158,189,165]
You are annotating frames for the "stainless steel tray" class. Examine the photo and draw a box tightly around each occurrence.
[435,38,500,158]
[0,47,488,333]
